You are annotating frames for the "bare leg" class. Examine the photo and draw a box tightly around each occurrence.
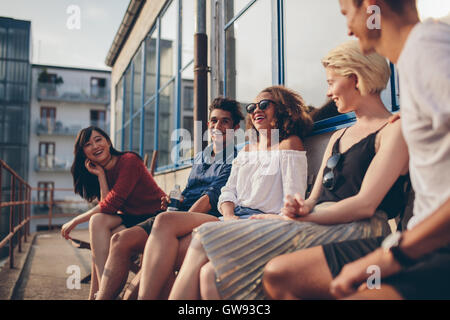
[263,246,335,299]
[96,226,149,300]
[88,260,99,300]
[200,262,221,300]
[168,235,210,300]
[342,285,403,300]
[123,270,141,300]
[138,212,217,300]
[89,213,123,284]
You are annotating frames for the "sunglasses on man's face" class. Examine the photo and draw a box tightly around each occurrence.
[246,99,275,114]
[322,153,341,190]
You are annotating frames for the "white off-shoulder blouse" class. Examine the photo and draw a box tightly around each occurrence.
[218,149,307,215]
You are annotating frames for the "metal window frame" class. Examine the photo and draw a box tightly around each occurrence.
[221,0,400,136]
[115,0,195,172]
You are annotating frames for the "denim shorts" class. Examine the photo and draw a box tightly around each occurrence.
[218,206,264,221]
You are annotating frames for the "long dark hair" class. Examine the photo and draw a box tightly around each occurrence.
[71,126,125,202]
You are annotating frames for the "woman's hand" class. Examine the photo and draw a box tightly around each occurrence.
[250,214,286,220]
[85,159,105,177]
[281,194,312,219]
[61,218,79,240]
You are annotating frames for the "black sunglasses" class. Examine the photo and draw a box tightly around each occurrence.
[246,99,275,114]
[322,153,341,190]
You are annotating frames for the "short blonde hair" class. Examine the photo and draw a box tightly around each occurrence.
[321,40,390,96]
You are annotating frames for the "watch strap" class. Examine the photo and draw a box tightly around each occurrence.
[390,245,416,268]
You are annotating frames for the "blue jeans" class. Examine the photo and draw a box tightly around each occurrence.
[218,206,264,220]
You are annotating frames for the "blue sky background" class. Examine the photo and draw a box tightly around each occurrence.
[0,0,129,70]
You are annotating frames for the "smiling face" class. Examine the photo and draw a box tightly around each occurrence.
[339,0,379,55]
[250,92,277,132]
[326,67,360,114]
[208,108,236,146]
[82,130,112,164]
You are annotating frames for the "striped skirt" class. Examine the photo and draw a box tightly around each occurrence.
[193,203,392,300]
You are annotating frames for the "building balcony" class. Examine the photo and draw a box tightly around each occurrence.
[35,120,82,136]
[36,83,110,105]
[34,155,72,172]
[35,120,110,137]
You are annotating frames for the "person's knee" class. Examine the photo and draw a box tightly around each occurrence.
[199,263,217,299]
[263,256,293,299]
[89,213,108,232]
[109,229,137,255]
[152,212,177,234]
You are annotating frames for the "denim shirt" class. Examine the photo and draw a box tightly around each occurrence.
[180,144,237,217]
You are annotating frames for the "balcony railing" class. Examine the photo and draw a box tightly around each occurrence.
[34,155,72,172]
[35,120,82,136]
[37,83,110,104]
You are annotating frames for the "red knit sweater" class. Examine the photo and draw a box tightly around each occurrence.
[99,153,166,216]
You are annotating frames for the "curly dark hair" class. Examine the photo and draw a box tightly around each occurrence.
[245,85,313,141]
[209,96,244,126]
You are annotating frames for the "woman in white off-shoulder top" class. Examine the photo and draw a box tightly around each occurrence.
[135,86,313,299]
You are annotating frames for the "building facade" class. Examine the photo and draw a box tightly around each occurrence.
[0,17,32,258]
[105,0,404,190]
[28,64,111,232]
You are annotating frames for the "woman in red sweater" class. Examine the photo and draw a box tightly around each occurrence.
[61,126,165,299]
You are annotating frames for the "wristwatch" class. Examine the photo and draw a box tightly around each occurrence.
[381,231,416,268]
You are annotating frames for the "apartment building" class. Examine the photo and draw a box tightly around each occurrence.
[28,64,111,231]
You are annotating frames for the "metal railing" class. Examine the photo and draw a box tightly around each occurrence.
[0,160,32,269]
[1,160,93,269]
[37,83,110,104]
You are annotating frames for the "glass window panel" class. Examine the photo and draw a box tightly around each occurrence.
[0,27,7,59]
[115,129,123,151]
[123,67,132,125]
[226,0,255,23]
[160,1,177,86]
[145,32,158,101]
[144,100,155,157]
[181,68,194,153]
[4,106,25,144]
[182,0,195,68]
[0,83,5,101]
[285,0,352,111]
[7,28,28,60]
[115,77,123,134]
[133,49,142,110]
[132,111,141,154]
[158,81,175,168]
[225,0,271,103]
[123,123,130,151]
[0,106,4,143]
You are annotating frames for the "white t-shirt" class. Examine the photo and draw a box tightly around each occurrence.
[218,149,307,215]
[397,19,450,229]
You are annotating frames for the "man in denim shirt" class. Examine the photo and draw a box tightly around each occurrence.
[162,97,243,216]
[95,97,243,299]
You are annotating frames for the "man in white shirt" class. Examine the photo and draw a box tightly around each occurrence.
[262,0,450,299]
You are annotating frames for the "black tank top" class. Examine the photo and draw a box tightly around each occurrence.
[317,123,407,219]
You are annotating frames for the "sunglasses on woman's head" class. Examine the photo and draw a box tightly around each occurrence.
[322,153,341,190]
[246,99,275,114]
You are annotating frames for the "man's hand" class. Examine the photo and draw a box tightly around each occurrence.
[330,248,402,299]
[161,195,170,211]
[161,195,184,210]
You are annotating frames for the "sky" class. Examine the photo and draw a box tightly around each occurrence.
[0,0,448,73]
[0,0,130,70]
